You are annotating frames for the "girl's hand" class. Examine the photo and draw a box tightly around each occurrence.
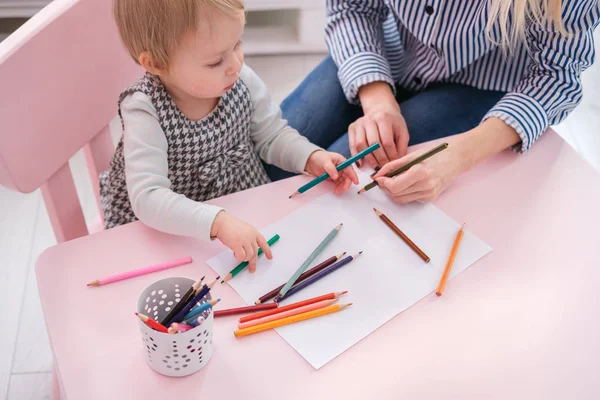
[210,212,272,273]
[305,150,359,194]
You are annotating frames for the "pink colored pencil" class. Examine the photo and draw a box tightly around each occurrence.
[86,256,193,287]
[237,299,338,330]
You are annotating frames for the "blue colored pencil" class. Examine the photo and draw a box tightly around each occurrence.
[166,276,219,325]
[276,252,362,302]
[183,298,220,324]
[289,142,381,198]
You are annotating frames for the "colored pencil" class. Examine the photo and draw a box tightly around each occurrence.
[358,142,449,194]
[255,252,346,304]
[87,256,193,287]
[159,276,205,326]
[183,298,220,323]
[192,316,206,327]
[278,223,343,298]
[168,322,193,333]
[136,313,168,333]
[238,299,338,329]
[234,303,352,337]
[221,234,281,283]
[289,143,381,198]
[436,223,465,296]
[275,252,361,302]
[373,208,430,262]
[167,276,219,325]
[242,292,347,323]
[213,303,278,318]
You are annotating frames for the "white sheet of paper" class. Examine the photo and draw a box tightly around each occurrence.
[207,170,492,369]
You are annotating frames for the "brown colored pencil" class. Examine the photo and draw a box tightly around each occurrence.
[373,208,430,262]
[213,303,278,318]
[436,223,465,296]
[254,252,346,304]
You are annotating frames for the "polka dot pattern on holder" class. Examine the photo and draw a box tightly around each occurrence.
[136,276,214,377]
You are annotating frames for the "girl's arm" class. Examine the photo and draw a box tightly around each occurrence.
[121,92,223,240]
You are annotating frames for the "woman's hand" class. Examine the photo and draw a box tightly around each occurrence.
[372,140,467,203]
[371,117,522,204]
[351,82,409,167]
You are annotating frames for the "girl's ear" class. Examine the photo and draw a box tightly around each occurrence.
[138,52,165,76]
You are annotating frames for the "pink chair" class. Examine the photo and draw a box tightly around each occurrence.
[0,0,142,397]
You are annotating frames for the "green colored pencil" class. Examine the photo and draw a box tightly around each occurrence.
[278,223,343,298]
[221,234,280,283]
[358,142,449,194]
[289,143,381,198]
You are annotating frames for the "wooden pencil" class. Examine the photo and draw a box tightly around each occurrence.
[278,223,343,298]
[436,223,465,296]
[241,292,347,323]
[288,143,380,198]
[373,208,430,262]
[234,303,352,337]
[213,303,278,318]
[238,299,338,329]
[274,252,361,303]
[221,234,280,283]
[136,313,168,333]
[87,256,193,287]
[255,252,346,304]
[159,276,204,326]
[358,142,449,194]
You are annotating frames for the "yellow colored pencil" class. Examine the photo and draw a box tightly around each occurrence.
[234,303,352,337]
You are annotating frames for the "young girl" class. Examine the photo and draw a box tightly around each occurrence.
[100,0,358,271]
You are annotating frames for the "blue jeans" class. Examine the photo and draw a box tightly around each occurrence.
[264,56,505,181]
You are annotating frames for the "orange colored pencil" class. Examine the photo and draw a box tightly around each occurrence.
[135,313,168,333]
[234,303,352,337]
[238,299,338,329]
[436,223,465,296]
[238,291,347,324]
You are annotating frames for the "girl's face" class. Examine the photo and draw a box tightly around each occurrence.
[159,10,245,100]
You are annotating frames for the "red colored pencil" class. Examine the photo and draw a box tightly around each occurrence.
[135,312,168,333]
[213,303,278,318]
[239,292,347,323]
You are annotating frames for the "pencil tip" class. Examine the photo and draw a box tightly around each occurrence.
[341,290,348,295]
[220,280,225,284]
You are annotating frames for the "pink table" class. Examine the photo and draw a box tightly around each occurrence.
[37,131,600,399]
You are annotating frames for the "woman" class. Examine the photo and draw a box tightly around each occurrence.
[266,0,599,204]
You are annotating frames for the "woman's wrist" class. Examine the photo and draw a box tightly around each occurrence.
[454,117,522,171]
[358,81,399,114]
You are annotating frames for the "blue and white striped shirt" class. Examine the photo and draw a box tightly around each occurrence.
[325,0,600,152]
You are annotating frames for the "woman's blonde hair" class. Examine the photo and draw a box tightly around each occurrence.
[113,0,245,68]
[487,0,567,52]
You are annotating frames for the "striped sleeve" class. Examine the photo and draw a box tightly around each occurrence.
[484,0,600,153]
[325,0,394,104]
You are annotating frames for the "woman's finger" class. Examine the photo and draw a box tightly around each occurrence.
[376,165,426,195]
[377,117,399,162]
[348,123,359,160]
[353,123,368,167]
[390,190,431,204]
[363,118,385,166]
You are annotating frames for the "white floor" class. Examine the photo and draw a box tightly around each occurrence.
[1,39,600,400]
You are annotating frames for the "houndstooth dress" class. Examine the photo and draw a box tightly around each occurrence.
[99,72,270,229]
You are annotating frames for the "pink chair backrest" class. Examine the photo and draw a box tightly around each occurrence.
[0,0,142,243]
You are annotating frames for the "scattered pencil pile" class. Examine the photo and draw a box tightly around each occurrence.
[136,276,221,334]
[211,292,351,337]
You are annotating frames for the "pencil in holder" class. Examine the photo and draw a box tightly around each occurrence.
[136,277,214,377]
